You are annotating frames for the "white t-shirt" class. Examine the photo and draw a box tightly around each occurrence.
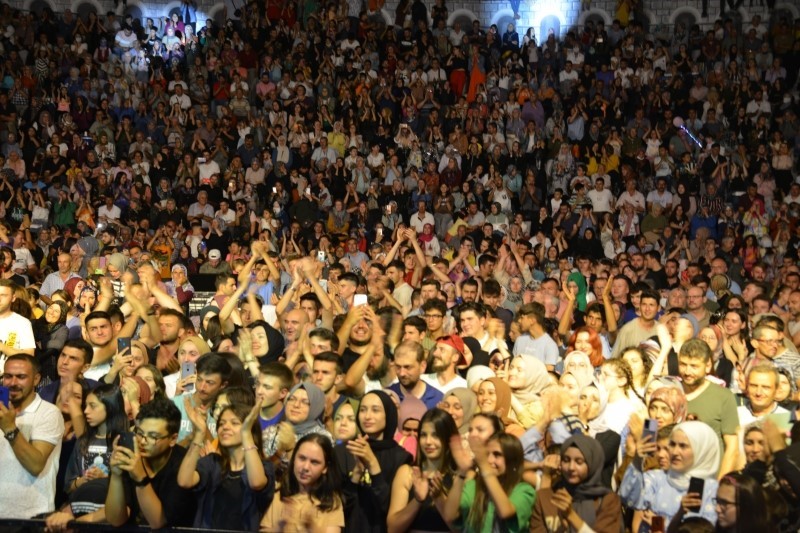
[0,312,35,372]
[0,395,63,518]
[12,247,35,273]
[587,188,614,213]
[421,373,467,395]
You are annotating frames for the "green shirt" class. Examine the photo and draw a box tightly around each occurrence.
[687,381,739,456]
[456,479,536,533]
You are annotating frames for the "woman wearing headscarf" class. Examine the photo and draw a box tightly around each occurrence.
[477,377,525,437]
[620,420,720,528]
[507,355,552,428]
[263,382,332,465]
[396,395,426,459]
[334,390,413,533]
[332,398,361,444]
[105,252,130,300]
[562,351,596,388]
[566,271,588,313]
[417,223,441,257]
[441,388,477,439]
[166,263,195,315]
[530,434,623,532]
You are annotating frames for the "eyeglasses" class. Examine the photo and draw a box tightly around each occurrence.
[424,314,443,319]
[286,396,310,407]
[134,430,170,444]
[712,497,736,509]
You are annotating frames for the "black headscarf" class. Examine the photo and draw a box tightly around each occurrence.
[357,390,399,452]
[556,434,611,527]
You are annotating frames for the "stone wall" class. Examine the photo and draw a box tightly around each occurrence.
[12,0,800,40]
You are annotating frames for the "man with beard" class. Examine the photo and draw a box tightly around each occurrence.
[0,354,64,518]
[421,335,468,394]
[0,280,35,372]
[339,306,397,395]
[679,339,739,478]
[388,341,444,409]
[105,398,197,528]
[172,353,231,444]
[611,289,670,358]
[146,309,187,375]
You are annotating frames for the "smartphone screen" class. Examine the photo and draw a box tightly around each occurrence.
[117,337,132,353]
[0,386,8,408]
[353,294,368,307]
[317,251,326,262]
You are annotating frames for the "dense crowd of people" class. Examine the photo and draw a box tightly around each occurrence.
[0,0,798,531]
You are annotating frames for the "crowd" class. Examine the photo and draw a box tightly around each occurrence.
[0,0,798,531]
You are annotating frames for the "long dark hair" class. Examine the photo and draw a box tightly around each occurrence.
[280,433,342,512]
[466,432,524,531]
[417,408,458,475]
[719,473,770,532]
[217,403,264,474]
[81,383,128,456]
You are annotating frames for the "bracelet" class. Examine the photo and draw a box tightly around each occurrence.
[242,445,258,452]
[191,441,204,449]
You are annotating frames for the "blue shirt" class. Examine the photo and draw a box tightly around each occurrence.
[388,382,444,410]
[620,464,718,532]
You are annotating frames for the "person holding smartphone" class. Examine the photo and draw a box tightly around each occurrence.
[620,421,721,528]
[530,434,623,532]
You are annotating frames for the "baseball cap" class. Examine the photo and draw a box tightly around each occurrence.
[437,335,467,366]
[208,249,221,260]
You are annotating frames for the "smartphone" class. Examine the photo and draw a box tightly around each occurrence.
[319,279,328,291]
[181,361,196,392]
[651,516,665,532]
[197,157,206,163]
[317,251,326,262]
[353,294,368,307]
[181,361,196,380]
[0,386,8,408]
[305,187,311,195]
[687,477,704,511]
[272,187,277,194]
[117,337,132,353]
[376,228,383,237]
[641,418,658,443]
[119,431,136,450]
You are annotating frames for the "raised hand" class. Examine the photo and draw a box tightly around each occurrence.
[449,434,474,475]
[411,466,430,502]
[242,398,263,434]
[184,396,208,435]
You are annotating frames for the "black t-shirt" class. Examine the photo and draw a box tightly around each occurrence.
[211,473,245,531]
[122,445,197,528]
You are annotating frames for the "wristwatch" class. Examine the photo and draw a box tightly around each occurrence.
[4,427,19,442]
[132,475,151,487]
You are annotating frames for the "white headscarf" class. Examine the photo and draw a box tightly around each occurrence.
[667,421,721,491]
